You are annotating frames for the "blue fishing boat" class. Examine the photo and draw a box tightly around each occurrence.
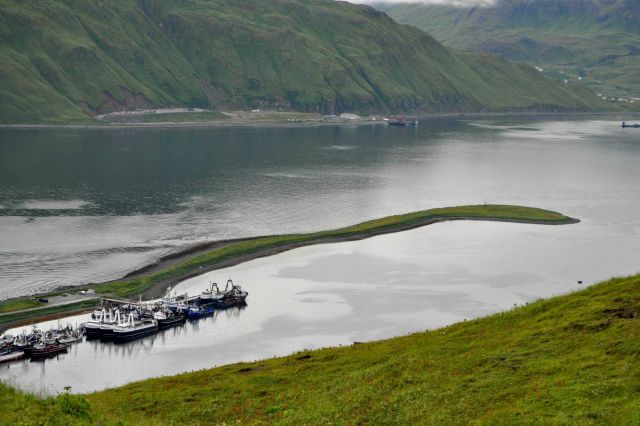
[186,304,214,320]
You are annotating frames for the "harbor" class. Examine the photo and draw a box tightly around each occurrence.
[0,280,247,367]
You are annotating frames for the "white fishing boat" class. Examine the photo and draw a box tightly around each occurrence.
[112,312,158,342]
[199,282,224,303]
[162,286,190,312]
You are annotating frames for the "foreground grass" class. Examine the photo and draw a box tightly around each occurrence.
[0,205,574,326]
[1,273,638,424]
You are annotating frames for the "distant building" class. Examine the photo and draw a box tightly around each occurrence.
[340,113,360,120]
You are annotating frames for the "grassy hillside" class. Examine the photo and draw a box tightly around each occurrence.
[0,0,609,124]
[1,273,639,424]
[382,0,640,103]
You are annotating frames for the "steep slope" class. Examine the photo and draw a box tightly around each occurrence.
[0,0,608,124]
[2,273,639,424]
[382,0,640,102]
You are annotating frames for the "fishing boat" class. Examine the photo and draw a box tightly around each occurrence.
[91,307,104,320]
[85,308,133,340]
[112,313,158,343]
[388,117,406,126]
[83,320,103,339]
[213,280,249,309]
[57,333,83,345]
[43,322,83,345]
[622,121,640,128]
[388,117,419,127]
[161,286,189,312]
[199,282,225,303]
[84,308,109,338]
[154,309,187,329]
[0,334,14,350]
[29,342,68,359]
[11,331,38,350]
[186,304,214,320]
[0,348,25,364]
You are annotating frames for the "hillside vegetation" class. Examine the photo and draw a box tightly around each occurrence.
[0,0,609,124]
[1,273,639,424]
[382,0,640,102]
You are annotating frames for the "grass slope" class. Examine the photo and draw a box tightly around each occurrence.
[0,0,609,123]
[382,0,640,102]
[0,204,574,328]
[2,273,639,424]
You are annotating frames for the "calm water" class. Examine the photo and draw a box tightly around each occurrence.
[1,117,640,393]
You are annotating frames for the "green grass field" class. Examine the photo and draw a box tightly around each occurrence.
[1,272,638,424]
[0,298,44,314]
[0,300,98,325]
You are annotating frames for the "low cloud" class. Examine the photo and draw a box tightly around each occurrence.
[348,0,498,7]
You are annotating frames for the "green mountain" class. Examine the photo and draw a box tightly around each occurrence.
[381,0,640,103]
[0,0,608,124]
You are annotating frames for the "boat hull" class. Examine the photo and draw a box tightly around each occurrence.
[157,315,187,330]
[113,324,158,343]
[100,325,116,341]
[84,323,103,339]
[187,306,214,320]
[213,297,247,309]
[30,345,68,359]
[0,350,25,363]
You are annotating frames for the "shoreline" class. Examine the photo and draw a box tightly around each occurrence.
[0,206,579,333]
[0,111,637,129]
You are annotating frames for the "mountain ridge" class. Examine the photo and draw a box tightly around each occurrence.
[381,0,640,103]
[0,0,610,124]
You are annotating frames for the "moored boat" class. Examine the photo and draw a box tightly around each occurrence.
[162,286,190,312]
[154,309,187,329]
[199,282,225,304]
[57,333,83,345]
[0,348,25,364]
[186,304,214,320]
[29,342,68,359]
[388,117,419,126]
[11,332,37,350]
[99,323,117,341]
[83,321,103,339]
[112,313,158,343]
[213,280,249,309]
